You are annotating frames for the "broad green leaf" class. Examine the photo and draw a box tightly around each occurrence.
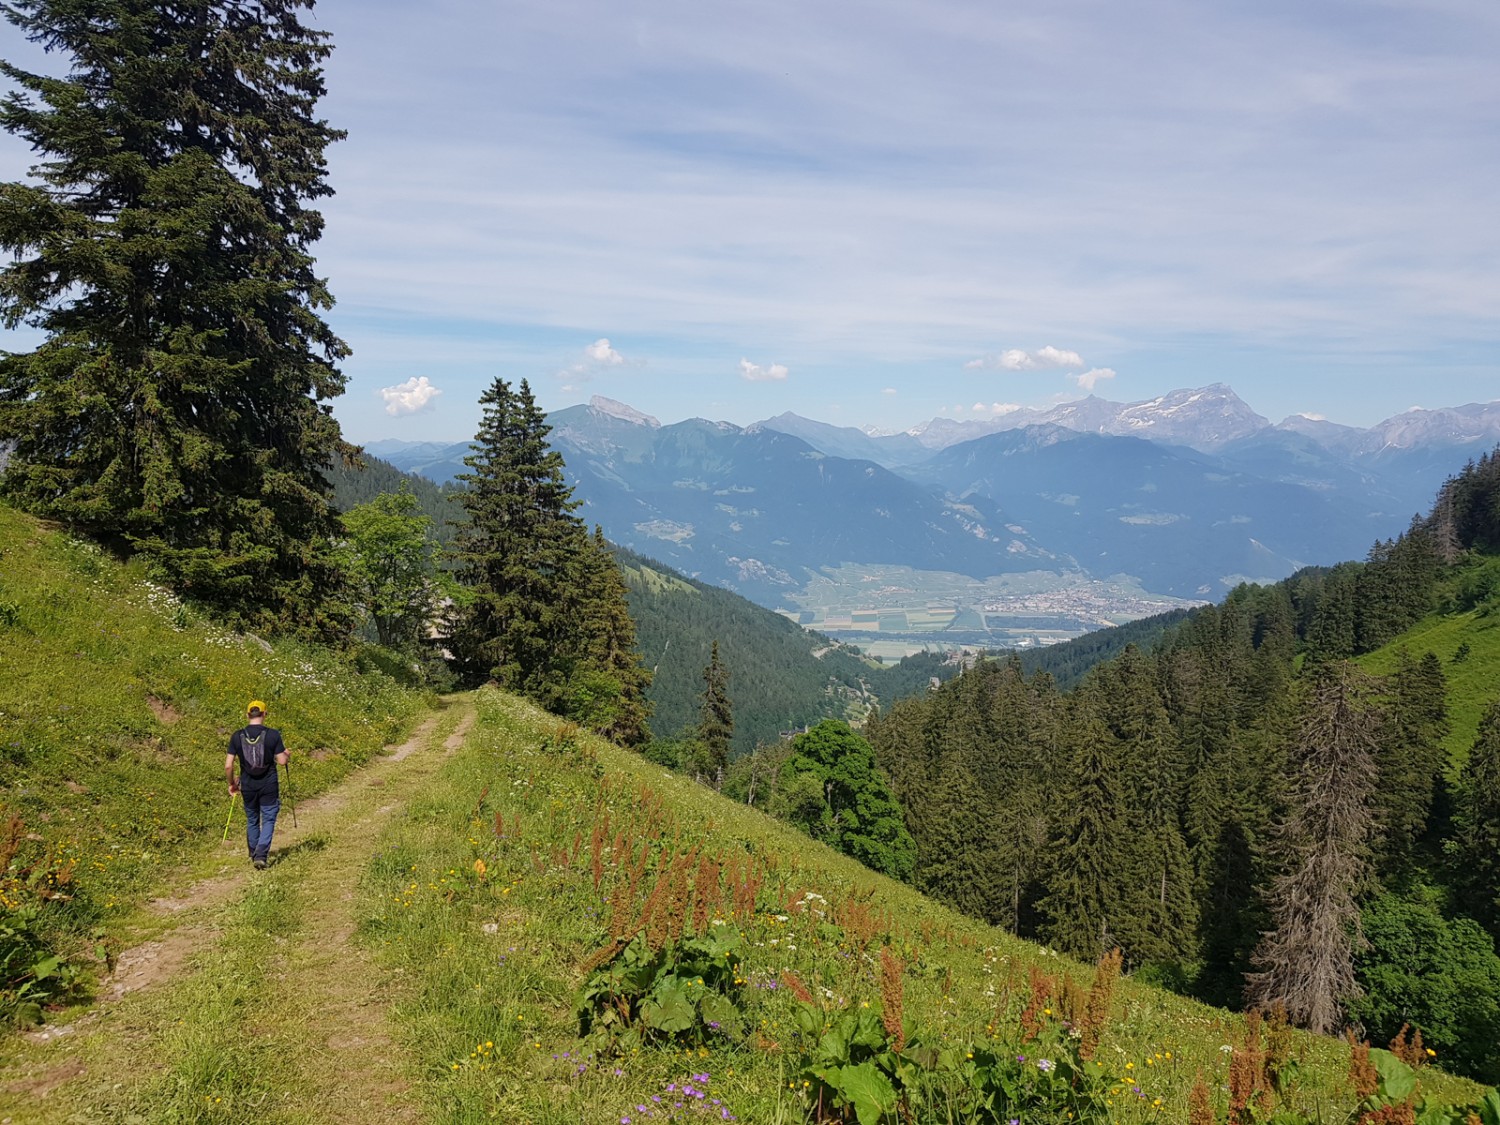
[640,985,695,1033]
[1371,1049,1418,1102]
[839,1061,898,1125]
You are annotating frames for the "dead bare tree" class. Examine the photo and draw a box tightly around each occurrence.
[1245,662,1381,1035]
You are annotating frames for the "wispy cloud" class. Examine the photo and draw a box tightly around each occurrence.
[964,346,1085,372]
[18,0,1477,435]
[379,375,442,415]
[739,358,789,382]
[1074,367,1117,391]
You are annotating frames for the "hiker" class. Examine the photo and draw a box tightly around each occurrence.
[226,700,290,869]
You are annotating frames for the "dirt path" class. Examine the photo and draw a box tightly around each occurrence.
[0,695,476,1123]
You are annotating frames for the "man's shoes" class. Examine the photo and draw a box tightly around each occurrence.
[253,858,267,870]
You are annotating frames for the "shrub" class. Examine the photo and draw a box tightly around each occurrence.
[576,926,748,1052]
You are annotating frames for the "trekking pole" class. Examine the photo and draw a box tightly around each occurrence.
[285,760,298,829]
[220,792,237,843]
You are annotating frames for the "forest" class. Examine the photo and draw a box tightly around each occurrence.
[849,452,1500,1081]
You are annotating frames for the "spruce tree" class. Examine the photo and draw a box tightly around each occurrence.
[0,0,352,639]
[1450,700,1500,939]
[1247,662,1382,1034]
[696,640,733,784]
[449,377,581,693]
[1375,649,1450,874]
[1099,646,1198,966]
[1039,686,1127,961]
[559,528,653,745]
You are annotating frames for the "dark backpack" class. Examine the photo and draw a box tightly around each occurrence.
[240,728,272,778]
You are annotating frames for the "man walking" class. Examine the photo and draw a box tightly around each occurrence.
[226,700,290,869]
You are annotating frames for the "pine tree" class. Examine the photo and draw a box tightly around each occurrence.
[449,377,581,693]
[1449,700,1500,939]
[0,0,353,639]
[696,640,733,784]
[1247,662,1382,1034]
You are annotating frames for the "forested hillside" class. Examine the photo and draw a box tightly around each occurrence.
[856,450,1500,1081]
[1016,605,1197,689]
[328,452,462,549]
[616,546,954,753]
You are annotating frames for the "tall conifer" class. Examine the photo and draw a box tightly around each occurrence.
[0,0,352,639]
[1039,686,1127,960]
[449,377,581,692]
[697,640,733,783]
[560,528,653,745]
[1450,700,1500,938]
[1375,649,1450,873]
[1247,662,1382,1034]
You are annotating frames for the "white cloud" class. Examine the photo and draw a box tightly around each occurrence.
[972,401,987,412]
[991,402,1021,414]
[965,346,1086,372]
[559,337,631,382]
[1074,367,1117,391]
[881,387,897,395]
[584,337,624,365]
[379,375,443,416]
[739,358,789,382]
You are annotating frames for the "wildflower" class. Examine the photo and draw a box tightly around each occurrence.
[1038,1058,1055,1072]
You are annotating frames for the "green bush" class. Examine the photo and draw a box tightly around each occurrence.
[1350,892,1500,1083]
[576,926,748,1052]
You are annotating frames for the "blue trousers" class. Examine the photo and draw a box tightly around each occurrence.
[241,775,281,862]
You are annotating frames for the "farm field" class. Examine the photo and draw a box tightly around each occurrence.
[783,564,1198,653]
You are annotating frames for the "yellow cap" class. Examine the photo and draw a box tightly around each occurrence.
[246,699,267,716]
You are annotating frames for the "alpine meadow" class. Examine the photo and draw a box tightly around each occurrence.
[2,3,1499,1125]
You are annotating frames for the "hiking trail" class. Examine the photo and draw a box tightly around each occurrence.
[0,694,477,1124]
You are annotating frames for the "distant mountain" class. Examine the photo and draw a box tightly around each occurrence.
[1040,383,1270,449]
[368,438,472,484]
[365,385,1499,612]
[911,424,1388,597]
[766,384,1271,460]
[752,412,929,469]
[546,399,1062,605]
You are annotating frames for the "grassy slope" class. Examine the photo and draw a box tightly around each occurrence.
[356,687,1486,1124]
[1358,603,1500,767]
[0,503,428,957]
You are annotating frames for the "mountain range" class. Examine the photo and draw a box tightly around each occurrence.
[365,385,1500,611]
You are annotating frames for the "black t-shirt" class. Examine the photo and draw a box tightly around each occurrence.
[229,725,286,781]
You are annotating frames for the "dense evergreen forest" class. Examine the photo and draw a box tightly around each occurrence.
[1016,605,1197,690]
[616,545,955,754]
[855,451,1500,1080]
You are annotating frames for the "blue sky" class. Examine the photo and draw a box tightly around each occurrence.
[3,0,1497,440]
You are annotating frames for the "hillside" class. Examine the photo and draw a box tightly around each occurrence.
[616,546,955,753]
[0,519,1493,1122]
[0,503,428,1002]
[1358,555,1500,764]
[327,451,463,549]
[321,441,959,753]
